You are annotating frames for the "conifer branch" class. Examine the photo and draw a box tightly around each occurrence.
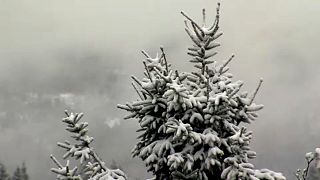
[181,11,204,36]
[141,50,150,58]
[143,61,153,83]
[132,82,143,100]
[50,111,127,179]
[50,155,63,169]
[249,78,263,105]
[160,46,169,75]
[219,54,235,74]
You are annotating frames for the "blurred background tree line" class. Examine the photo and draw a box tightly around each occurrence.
[0,162,28,180]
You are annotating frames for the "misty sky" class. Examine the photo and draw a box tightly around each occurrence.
[1,0,320,179]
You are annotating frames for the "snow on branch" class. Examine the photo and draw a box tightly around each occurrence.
[182,3,223,75]
[50,110,127,180]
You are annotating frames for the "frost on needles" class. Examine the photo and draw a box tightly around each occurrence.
[118,3,286,180]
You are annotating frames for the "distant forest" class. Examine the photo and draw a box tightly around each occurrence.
[0,162,28,180]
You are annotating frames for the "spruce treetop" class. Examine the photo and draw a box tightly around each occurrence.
[118,3,286,180]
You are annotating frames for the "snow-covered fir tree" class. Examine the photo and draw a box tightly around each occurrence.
[50,111,127,180]
[118,3,286,180]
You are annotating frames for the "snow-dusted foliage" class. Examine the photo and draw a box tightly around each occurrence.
[50,111,127,180]
[296,148,320,180]
[118,3,285,180]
